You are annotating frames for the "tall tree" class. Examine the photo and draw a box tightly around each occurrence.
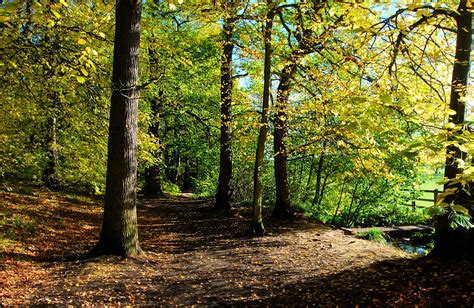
[91,0,142,257]
[248,0,276,236]
[272,63,297,219]
[432,0,473,260]
[215,13,236,211]
[143,90,165,197]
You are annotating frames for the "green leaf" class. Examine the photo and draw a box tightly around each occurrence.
[76,76,86,84]
[379,93,392,104]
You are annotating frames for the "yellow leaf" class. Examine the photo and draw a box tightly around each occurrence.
[51,9,61,19]
[445,122,456,129]
[80,68,89,77]
[76,76,86,84]
[77,38,87,45]
[59,0,68,7]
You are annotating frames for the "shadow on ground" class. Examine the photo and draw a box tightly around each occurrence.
[2,189,473,305]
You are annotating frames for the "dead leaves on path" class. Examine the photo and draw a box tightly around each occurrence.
[1,188,473,305]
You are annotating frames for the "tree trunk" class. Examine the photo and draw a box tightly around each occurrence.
[312,150,326,208]
[215,17,235,211]
[181,157,193,191]
[248,1,274,236]
[42,115,60,189]
[272,63,296,219]
[144,93,164,197]
[91,0,142,257]
[432,0,473,261]
[165,149,180,184]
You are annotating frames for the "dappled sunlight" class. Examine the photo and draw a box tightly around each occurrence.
[2,188,473,305]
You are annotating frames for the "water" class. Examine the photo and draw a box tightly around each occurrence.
[396,242,431,255]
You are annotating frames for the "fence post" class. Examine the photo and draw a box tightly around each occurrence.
[434,189,439,205]
[412,200,416,211]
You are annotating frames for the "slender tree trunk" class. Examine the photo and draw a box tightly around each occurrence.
[302,155,316,201]
[165,149,180,184]
[181,157,193,191]
[272,63,296,219]
[248,1,275,236]
[215,17,235,211]
[432,0,473,261]
[331,177,347,224]
[144,93,164,197]
[312,152,325,208]
[91,0,142,257]
[42,115,60,189]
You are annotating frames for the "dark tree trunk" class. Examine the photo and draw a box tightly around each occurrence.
[248,0,275,236]
[432,0,473,261]
[215,17,235,211]
[272,63,297,219]
[181,157,193,191]
[91,0,142,257]
[165,149,180,184]
[312,149,326,208]
[144,94,164,197]
[42,116,60,189]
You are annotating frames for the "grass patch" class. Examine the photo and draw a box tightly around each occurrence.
[357,228,388,244]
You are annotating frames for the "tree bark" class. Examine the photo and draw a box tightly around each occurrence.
[144,93,164,197]
[432,0,473,261]
[311,150,326,208]
[42,115,60,189]
[215,17,235,211]
[272,63,296,219]
[248,0,275,236]
[91,0,142,257]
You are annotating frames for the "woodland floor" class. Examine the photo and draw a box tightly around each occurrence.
[1,187,474,306]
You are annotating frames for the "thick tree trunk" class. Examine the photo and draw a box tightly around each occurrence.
[432,0,473,261]
[144,94,164,197]
[272,63,296,219]
[92,0,142,257]
[215,17,235,211]
[248,1,274,236]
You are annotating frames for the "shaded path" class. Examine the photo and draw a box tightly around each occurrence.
[1,190,474,305]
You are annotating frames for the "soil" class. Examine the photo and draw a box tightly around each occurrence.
[1,188,473,306]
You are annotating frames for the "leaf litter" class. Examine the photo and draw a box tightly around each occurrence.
[1,188,473,305]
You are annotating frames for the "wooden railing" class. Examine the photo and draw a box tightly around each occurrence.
[406,189,440,209]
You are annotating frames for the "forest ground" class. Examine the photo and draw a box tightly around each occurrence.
[1,187,473,306]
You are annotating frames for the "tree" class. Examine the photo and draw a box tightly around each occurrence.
[431,0,473,261]
[143,90,165,197]
[248,0,276,236]
[91,0,143,257]
[215,12,236,211]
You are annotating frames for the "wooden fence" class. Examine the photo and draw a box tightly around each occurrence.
[406,189,439,209]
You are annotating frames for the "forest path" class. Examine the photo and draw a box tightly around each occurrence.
[1,189,473,305]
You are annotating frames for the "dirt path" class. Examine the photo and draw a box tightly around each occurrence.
[1,189,473,305]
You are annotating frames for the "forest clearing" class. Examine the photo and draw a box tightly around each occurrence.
[1,187,473,305]
[1,0,474,305]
